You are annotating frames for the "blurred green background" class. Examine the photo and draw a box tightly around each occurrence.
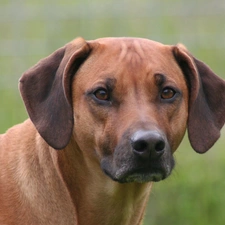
[1,0,225,224]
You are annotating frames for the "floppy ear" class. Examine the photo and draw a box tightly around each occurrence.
[173,44,225,153]
[19,37,91,149]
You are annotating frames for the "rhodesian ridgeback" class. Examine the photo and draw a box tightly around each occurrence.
[0,37,225,225]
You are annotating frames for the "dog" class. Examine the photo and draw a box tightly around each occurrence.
[0,37,225,225]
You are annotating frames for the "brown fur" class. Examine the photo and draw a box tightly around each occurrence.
[0,37,225,225]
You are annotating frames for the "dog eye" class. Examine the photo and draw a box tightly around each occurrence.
[161,88,176,100]
[94,88,109,101]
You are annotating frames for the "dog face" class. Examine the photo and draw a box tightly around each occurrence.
[71,38,189,182]
[20,37,225,183]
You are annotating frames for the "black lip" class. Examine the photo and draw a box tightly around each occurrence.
[122,167,167,183]
[102,165,168,183]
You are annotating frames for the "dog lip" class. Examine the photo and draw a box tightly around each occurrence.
[101,155,173,183]
[117,167,167,183]
[103,165,169,183]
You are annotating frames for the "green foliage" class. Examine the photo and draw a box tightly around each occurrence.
[0,0,225,224]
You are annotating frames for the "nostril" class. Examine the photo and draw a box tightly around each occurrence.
[132,140,148,152]
[155,140,165,152]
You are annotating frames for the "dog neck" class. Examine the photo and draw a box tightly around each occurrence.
[52,139,152,225]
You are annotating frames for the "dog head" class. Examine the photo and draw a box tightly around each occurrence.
[20,37,225,183]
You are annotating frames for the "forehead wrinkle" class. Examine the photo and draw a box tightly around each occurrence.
[118,40,145,65]
[119,42,128,61]
[133,40,145,59]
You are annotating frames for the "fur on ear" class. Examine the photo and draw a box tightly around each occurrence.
[19,38,91,149]
[173,44,225,153]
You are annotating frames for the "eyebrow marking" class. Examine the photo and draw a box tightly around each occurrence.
[154,73,166,87]
[105,77,116,91]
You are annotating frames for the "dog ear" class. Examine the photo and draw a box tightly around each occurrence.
[173,44,225,153]
[20,38,91,149]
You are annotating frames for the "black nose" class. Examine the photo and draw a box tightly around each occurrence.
[131,130,166,160]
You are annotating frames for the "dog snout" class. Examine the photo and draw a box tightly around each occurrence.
[131,130,166,160]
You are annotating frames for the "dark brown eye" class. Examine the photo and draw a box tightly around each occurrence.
[94,89,109,101]
[161,88,176,99]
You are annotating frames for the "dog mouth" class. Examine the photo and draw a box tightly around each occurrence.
[101,162,172,183]
[115,168,167,183]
